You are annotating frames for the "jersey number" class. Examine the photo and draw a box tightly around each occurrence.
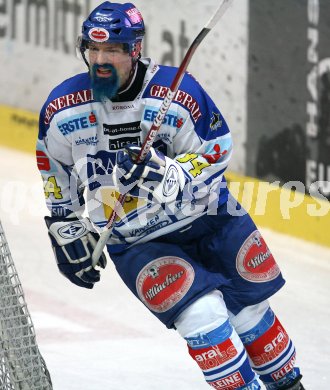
[44,176,63,199]
[176,153,210,177]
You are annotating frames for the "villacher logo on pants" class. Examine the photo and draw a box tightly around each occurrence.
[136,256,195,313]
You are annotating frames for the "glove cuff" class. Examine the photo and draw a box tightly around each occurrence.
[45,216,95,246]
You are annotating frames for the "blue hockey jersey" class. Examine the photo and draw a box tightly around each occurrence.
[37,58,233,252]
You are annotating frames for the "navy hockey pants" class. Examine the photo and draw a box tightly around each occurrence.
[109,197,285,328]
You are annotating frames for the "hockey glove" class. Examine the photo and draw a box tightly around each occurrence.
[114,145,185,203]
[45,216,107,289]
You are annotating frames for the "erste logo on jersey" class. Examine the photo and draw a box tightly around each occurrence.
[136,256,194,313]
[143,107,184,129]
[236,231,280,283]
[44,90,93,125]
[103,121,141,151]
[58,111,98,136]
[150,85,202,123]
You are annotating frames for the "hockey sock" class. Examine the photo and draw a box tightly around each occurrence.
[185,319,260,389]
[239,307,301,390]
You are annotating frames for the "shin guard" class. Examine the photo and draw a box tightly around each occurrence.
[239,308,300,389]
[186,320,260,389]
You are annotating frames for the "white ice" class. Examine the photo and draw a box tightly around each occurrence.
[0,146,329,390]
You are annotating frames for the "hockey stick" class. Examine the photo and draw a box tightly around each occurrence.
[92,0,233,266]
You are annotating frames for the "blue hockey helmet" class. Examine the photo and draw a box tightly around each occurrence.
[79,1,145,62]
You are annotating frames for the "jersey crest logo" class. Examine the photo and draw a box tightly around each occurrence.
[210,112,223,130]
[163,165,180,197]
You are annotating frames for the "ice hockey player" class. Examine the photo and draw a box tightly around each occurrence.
[37,2,305,389]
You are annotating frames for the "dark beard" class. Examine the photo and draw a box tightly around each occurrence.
[90,64,120,102]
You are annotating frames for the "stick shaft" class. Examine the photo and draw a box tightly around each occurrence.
[92,0,233,265]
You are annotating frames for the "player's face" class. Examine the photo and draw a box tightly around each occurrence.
[87,42,133,88]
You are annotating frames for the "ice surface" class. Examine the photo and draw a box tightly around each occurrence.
[0,146,329,389]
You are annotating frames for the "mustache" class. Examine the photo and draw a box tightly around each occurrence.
[91,63,115,77]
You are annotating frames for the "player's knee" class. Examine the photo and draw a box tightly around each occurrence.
[236,305,301,389]
[175,290,228,337]
[174,291,260,389]
[229,300,270,335]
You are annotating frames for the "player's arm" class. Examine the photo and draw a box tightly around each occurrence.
[113,80,232,205]
[172,105,232,201]
[37,109,106,289]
